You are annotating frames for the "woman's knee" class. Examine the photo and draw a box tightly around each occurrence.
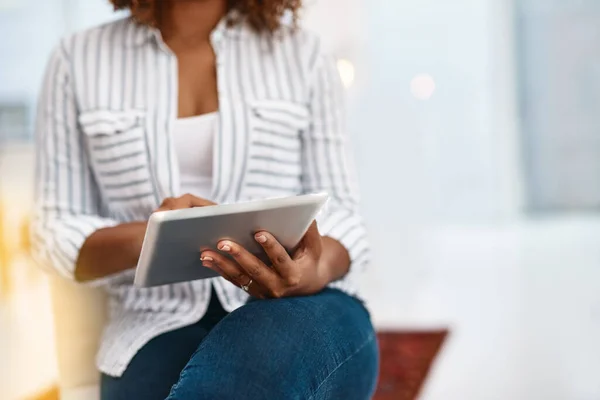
[214,289,375,365]
[169,289,378,399]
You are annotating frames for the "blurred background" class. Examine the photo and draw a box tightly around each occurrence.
[1,0,599,399]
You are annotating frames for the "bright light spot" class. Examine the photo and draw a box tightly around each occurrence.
[410,73,436,100]
[337,59,356,89]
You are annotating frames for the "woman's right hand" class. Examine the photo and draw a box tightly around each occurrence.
[155,193,216,212]
[75,194,215,282]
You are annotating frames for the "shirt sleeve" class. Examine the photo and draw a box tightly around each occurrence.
[30,41,119,281]
[301,39,371,294]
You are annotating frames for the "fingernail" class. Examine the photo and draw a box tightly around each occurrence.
[255,234,267,244]
[201,255,213,268]
[219,242,231,252]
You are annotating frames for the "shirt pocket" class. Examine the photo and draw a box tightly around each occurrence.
[245,100,310,198]
[79,109,157,214]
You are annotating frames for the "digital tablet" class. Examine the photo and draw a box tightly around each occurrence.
[134,193,329,287]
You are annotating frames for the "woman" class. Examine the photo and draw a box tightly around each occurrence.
[32,0,377,399]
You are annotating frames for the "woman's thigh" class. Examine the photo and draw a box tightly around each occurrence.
[100,322,210,400]
[101,288,228,400]
[167,289,379,400]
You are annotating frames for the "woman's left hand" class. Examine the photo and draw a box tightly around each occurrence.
[200,221,329,298]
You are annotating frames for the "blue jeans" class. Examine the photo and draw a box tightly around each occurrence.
[101,288,379,400]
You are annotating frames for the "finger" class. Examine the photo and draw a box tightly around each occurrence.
[253,232,296,282]
[201,256,237,284]
[201,252,266,299]
[295,221,322,260]
[156,196,191,212]
[181,193,216,207]
[216,240,280,288]
[156,194,216,212]
[156,197,177,212]
[201,251,249,288]
[301,221,321,249]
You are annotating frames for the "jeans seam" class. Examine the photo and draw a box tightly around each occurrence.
[307,332,376,400]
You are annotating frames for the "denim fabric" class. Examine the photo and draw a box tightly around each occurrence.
[101,288,379,400]
[100,289,229,400]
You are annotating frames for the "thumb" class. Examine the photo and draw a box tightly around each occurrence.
[299,221,322,255]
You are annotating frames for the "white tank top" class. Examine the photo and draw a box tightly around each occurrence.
[172,112,218,199]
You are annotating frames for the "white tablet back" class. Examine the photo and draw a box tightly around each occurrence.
[134,193,328,287]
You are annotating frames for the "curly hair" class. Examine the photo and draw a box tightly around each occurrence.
[109,0,302,33]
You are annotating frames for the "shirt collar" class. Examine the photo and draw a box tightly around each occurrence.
[125,11,243,48]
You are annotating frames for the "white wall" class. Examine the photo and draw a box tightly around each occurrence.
[353,0,522,226]
[0,0,122,115]
[336,0,523,320]
[518,1,600,210]
[0,0,64,106]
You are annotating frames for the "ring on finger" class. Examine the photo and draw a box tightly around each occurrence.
[241,278,253,292]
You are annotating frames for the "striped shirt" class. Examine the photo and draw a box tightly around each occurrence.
[31,15,370,377]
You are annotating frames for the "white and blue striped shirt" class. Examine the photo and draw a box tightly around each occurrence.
[31,16,370,377]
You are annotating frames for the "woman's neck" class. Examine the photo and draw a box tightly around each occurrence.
[159,0,228,45]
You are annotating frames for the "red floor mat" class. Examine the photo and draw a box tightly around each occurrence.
[374,330,448,400]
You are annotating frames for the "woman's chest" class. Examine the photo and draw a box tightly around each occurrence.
[73,41,311,218]
[175,45,219,118]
